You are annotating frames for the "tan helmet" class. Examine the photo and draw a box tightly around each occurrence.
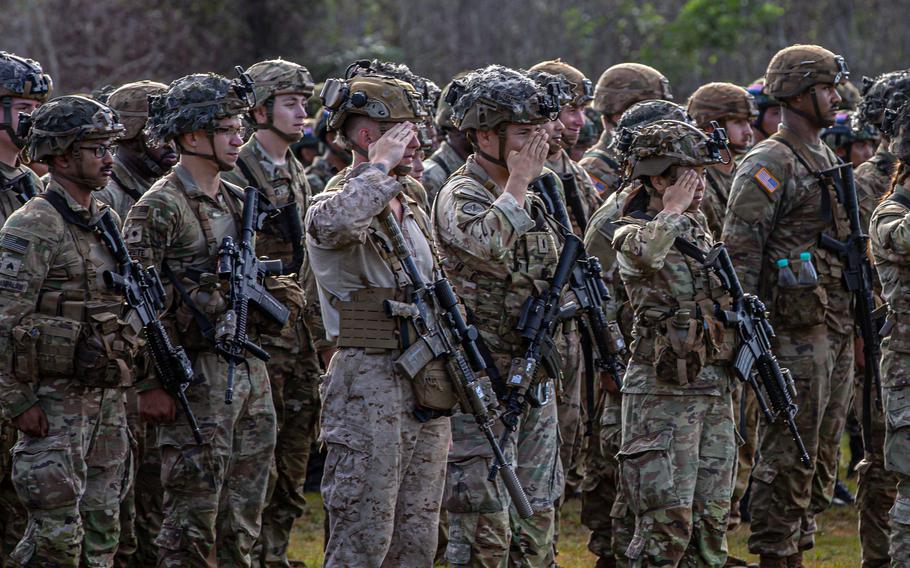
[320,74,425,133]
[627,119,725,178]
[106,80,167,140]
[529,58,593,107]
[765,44,848,99]
[835,80,861,111]
[246,59,314,107]
[593,63,672,116]
[687,82,758,128]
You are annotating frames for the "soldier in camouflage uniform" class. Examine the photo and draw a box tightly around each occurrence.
[304,109,349,195]
[222,58,322,568]
[0,50,50,566]
[90,80,177,568]
[611,119,735,566]
[745,79,782,145]
[869,90,910,566]
[721,45,854,568]
[433,64,564,568]
[822,110,879,169]
[580,63,672,196]
[581,99,689,568]
[422,80,471,207]
[123,73,277,568]
[305,71,450,568]
[0,95,135,567]
[96,81,177,221]
[848,70,910,568]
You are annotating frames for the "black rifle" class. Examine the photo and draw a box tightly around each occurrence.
[98,212,204,444]
[1,172,37,204]
[494,234,583,474]
[378,208,534,518]
[702,243,811,467]
[216,187,290,404]
[817,163,882,453]
[559,172,588,234]
[532,173,625,435]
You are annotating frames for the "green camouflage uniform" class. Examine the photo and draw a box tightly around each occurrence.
[306,162,450,567]
[701,166,732,240]
[224,135,321,568]
[869,179,910,562]
[123,162,277,568]
[0,182,133,568]
[580,134,622,196]
[303,155,336,195]
[422,140,466,206]
[722,125,855,558]
[434,155,564,567]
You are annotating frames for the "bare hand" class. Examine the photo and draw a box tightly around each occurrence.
[139,388,177,424]
[12,404,48,438]
[661,170,699,215]
[506,130,550,187]
[368,122,416,173]
[599,372,621,396]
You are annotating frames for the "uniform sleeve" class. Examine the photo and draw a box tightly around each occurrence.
[0,208,59,418]
[305,163,401,249]
[612,211,690,276]
[720,154,789,295]
[433,177,535,264]
[872,203,910,256]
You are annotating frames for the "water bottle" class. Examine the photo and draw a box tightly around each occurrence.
[777,258,798,287]
[797,251,819,286]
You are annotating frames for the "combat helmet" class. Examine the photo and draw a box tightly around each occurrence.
[0,51,52,148]
[880,83,910,162]
[147,72,252,171]
[746,78,781,137]
[530,58,594,107]
[435,80,458,130]
[243,59,314,142]
[765,44,848,100]
[592,63,672,117]
[836,81,861,111]
[858,70,910,132]
[448,64,561,168]
[687,82,758,128]
[611,99,690,155]
[822,110,879,152]
[626,119,726,178]
[107,80,168,141]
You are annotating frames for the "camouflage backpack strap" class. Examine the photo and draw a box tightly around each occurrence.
[773,129,838,224]
[36,191,96,298]
[110,171,142,201]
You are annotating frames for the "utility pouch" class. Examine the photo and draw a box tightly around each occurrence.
[336,288,399,350]
[12,314,83,381]
[773,283,827,329]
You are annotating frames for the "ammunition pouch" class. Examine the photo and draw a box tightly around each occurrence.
[12,314,83,381]
[632,309,706,386]
[773,282,828,329]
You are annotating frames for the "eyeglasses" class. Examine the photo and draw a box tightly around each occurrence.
[82,144,118,158]
[213,125,243,138]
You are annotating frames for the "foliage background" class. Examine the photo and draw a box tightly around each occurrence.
[4,0,908,99]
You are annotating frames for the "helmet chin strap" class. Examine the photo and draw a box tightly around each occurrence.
[0,97,25,149]
[254,100,303,143]
[177,131,234,172]
[472,125,510,170]
[785,87,833,129]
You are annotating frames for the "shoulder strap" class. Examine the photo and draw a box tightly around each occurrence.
[110,172,142,201]
[889,191,910,210]
[430,153,452,178]
[38,191,96,232]
[774,133,838,224]
[236,158,260,190]
[583,148,620,170]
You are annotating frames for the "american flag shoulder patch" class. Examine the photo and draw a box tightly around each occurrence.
[0,233,29,255]
[754,167,780,195]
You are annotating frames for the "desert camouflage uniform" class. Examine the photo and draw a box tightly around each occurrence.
[306,162,450,567]
[224,136,321,568]
[722,124,855,558]
[612,202,736,566]
[434,155,564,567]
[0,181,133,568]
[422,140,466,206]
[123,163,277,568]
[870,180,910,562]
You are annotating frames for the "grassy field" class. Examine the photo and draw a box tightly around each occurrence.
[289,438,863,566]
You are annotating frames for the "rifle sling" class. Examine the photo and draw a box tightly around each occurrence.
[429,153,452,178]
[38,191,102,233]
[774,134,837,224]
[110,172,143,202]
[162,262,216,347]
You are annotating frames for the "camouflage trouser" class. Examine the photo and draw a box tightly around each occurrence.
[256,321,321,568]
[579,390,620,561]
[881,341,910,562]
[618,385,735,567]
[854,368,897,568]
[8,380,129,568]
[1,422,26,566]
[446,354,563,568]
[729,384,759,529]
[320,349,450,568]
[554,328,583,560]
[114,389,140,568]
[131,424,162,568]
[748,326,854,557]
[156,354,276,568]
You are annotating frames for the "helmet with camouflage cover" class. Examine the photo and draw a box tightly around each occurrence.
[836,80,861,111]
[858,70,910,132]
[449,65,560,132]
[592,63,672,116]
[435,80,458,130]
[146,73,251,144]
[822,110,879,151]
[23,95,123,163]
[530,58,593,107]
[626,119,725,178]
[0,51,53,148]
[106,80,167,140]
[687,82,758,128]
[765,44,848,99]
[881,83,910,162]
[245,59,314,142]
[611,99,689,156]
